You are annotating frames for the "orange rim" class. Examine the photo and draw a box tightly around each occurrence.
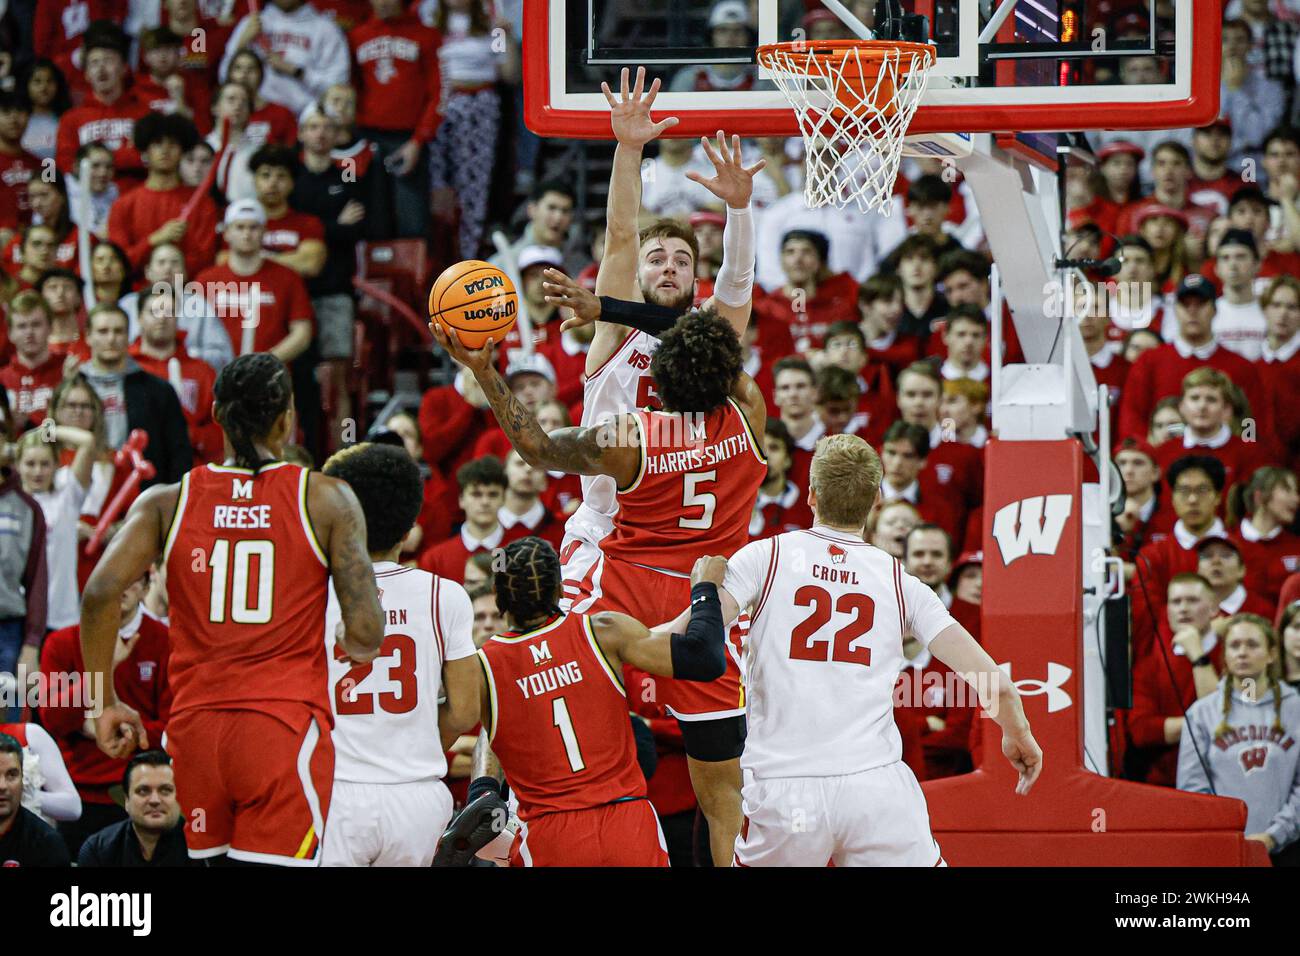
[756,39,936,76]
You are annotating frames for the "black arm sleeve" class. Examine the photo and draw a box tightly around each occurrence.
[669,583,726,682]
[598,296,682,338]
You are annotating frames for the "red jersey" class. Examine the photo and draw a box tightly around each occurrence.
[478,612,646,820]
[0,355,64,427]
[106,181,220,273]
[257,209,326,256]
[350,14,444,143]
[164,461,331,718]
[603,399,767,574]
[0,150,41,231]
[127,340,222,464]
[245,102,300,149]
[752,273,859,353]
[55,91,150,187]
[194,259,315,355]
[2,228,82,273]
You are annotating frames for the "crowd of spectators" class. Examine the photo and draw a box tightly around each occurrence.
[1,0,1300,865]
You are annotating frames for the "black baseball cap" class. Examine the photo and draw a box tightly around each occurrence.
[1216,228,1259,258]
[1175,273,1216,303]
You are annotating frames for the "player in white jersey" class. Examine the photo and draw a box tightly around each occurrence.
[695,434,1043,866]
[546,66,766,615]
[318,443,481,866]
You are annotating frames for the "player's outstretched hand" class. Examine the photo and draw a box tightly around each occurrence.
[686,131,768,210]
[431,789,511,866]
[429,322,495,377]
[1002,728,1043,795]
[544,269,602,330]
[690,555,728,587]
[93,701,148,760]
[602,66,680,148]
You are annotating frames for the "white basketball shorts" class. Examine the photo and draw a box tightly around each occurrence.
[733,761,946,867]
[322,779,453,867]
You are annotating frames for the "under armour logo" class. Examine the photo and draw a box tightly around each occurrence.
[999,661,1073,713]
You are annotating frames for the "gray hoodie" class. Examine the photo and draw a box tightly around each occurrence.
[1177,679,1300,851]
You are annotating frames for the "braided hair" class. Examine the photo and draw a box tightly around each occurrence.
[1215,613,1285,742]
[494,537,562,628]
[213,354,293,472]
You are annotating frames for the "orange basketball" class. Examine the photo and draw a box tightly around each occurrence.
[428,260,518,349]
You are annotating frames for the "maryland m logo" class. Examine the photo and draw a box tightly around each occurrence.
[232,479,254,501]
[991,495,1072,566]
[529,641,552,666]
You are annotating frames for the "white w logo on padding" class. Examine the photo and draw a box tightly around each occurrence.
[991,495,1072,566]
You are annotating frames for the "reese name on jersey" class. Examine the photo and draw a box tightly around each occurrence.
[644,432,753,477]
[212,504,273,529]
[515,659,585,700]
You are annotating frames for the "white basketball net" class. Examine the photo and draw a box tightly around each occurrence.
[758,43,936,215]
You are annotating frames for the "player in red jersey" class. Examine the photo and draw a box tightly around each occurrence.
[78,353,384,865]
[448,537,728,867]
[433,301,767,866]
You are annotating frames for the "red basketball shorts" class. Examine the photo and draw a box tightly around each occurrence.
[511,799,670,867]
[166,704,334,866]
[577,555,745,722]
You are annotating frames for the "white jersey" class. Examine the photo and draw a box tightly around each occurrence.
[723,526,958,779]
[324,561,476,784]
[568,328,660,523]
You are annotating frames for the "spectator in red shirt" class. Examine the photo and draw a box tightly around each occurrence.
[418,359,494,478]
[535,399,582,519]
[133,27,211,128]
[748,419,813,540]
[1259,276,1300,467]
[1119,141,1218,251]
[1231,466,1300,608]
[0,89,40,252]
[754,229,858,354]
[54,23,149,190]
[36,268,86,357]
[880,422,964,548]
[1135,204,1193,292]
[1076,297,1127,438]
[37,572,171,857]
[1227,186,1300,280]
[351,0,444,238]
[244,145,327,279]
[1126,573,1224,787]
[1148,395,1184,449]
[1119,273,1267,442]
[1,292,64,430]
[771,356,820,496]
[225,49,300,149]
[860,272,919,380]
[1197,536,1275,619]
[13,224,59,290]
[937,305,989,383]
[821,320,896,447]
[194,199,314,361]
[690,210,725,285]
[106,113,219,274]
[939,377,988,449]
[34,3,129,94]
[375,411,456,559]
[497,246,568,371]
[8,174,81,277]
[474,354,558,461]
[165,0,233,92]
[894,360,983,521]
[498,449,564,550]
[419,456,508,581]
[1188,120,1239,211]
[1114,437,1174,558]
[1083,141,1143,236]
[127,286,221,464]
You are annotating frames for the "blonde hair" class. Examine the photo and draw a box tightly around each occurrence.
[1215,613,1285,741]
[1180,366,1233,402]
[1261,274,1300,309]
[15,428,58,466]
[809,433,883,527]
[942,377,989,411]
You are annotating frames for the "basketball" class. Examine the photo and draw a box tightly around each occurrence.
[428,260,519,349]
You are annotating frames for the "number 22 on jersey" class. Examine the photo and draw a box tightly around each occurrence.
[789,585,875,666]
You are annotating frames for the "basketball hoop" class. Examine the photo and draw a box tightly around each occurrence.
[756,40,937,215]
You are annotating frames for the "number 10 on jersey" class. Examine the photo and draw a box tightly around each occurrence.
[207,539,275,624]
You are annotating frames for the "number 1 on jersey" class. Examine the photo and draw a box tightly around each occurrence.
[552,697,586,772]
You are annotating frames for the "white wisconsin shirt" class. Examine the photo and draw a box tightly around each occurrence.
[41,469,92,630]
[722,526,958,778]
[1212,297,1268,361]
[324,562,476,784]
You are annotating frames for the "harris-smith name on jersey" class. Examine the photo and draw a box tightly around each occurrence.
[644,429,755,477]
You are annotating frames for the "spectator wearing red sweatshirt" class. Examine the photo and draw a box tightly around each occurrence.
[1258,276,1300,469]
[351,0,444,238]
[243,145,327,279]
[1126,574,1223,787]
[0,89,40,249]
[897,631,975,780]
[34,3,129,96]
[1151,367,1270,502]
[1119,273,1267,442]
[1113,437,1175,558]
[419,456,508,581]
[132,27,212,129]
[127,287,221,465]
[498,450,565,551]
[880,422,964,550]
[418,361,495,479]
[822,320,896,448]
[225,49,300,149]
[1231,467,1300,608]
[1117,141,1218,246]
[753,229,858,354]
[37,573,171,857]
[106,113,219,275]
[0,292,64,430]
[860,272,919,380]
[165,0,233,91]
[193,199,314,360]
[1197,536,1275,619]
[54,23,149,190]
[380,411,457,561]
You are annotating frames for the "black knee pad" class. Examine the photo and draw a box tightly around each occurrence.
[678,714,747,762]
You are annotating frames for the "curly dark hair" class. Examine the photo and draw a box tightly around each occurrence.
[213,353,293,472]
[649,309,742,414]
[495,536,562,626]
[133,111,199,153]
[322,443,423,554]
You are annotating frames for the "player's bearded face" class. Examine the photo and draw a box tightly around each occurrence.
[639,241,696,313]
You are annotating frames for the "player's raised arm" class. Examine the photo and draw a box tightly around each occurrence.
[590,556,729,681]
[688,131,764,337]
[80,485,175,759]
[927,623,1044,795]
[430,324,640,484]
[309,474,385,663]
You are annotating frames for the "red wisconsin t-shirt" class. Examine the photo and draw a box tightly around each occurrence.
[194,259,315,355]
[245,103,300,149]
[258,209,327,256]
[0,354,65,426]
[0,150,41,231]
[1,227,83,273]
